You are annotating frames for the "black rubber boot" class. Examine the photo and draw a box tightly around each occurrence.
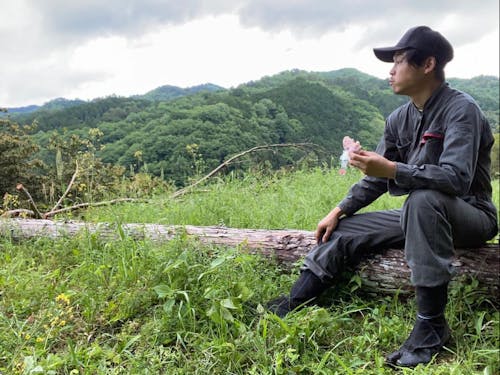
[386,283,451,368]
[266,270,330,317]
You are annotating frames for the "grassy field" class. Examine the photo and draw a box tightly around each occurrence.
[0,168,498,374]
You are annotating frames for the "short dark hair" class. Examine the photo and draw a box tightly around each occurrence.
[404,48,446,82]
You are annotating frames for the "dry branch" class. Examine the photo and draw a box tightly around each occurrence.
[16,184,43,219]
[1,218,498,301]
[43,198,145,218]
[171,143,322,198]
[50,160,79,212]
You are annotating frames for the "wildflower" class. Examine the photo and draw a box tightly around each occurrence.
[56,293,71,305]
[50,316,60,327]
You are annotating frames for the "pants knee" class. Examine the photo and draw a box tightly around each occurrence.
[404,190,449,212]
[402,190,450,224]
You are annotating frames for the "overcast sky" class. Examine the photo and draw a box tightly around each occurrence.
[1,0,498,108]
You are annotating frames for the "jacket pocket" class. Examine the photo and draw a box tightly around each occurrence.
[418,131,444,165]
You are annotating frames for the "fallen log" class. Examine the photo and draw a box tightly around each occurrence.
[1,218,498,300]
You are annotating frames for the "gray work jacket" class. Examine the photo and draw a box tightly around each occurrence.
[338,83,497,221]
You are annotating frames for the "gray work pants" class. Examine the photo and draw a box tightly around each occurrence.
[303,190,498,287]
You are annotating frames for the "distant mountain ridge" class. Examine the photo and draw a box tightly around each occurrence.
[4,97,86,115]
[4,71,498,117]
[3,104,40,114]
[3,84,225,115]
[137,83,225,101]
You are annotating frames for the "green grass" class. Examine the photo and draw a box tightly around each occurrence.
[83,168,407,229]
[1,167,498,374]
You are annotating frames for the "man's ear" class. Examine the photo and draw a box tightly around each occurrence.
[423,56,437,74]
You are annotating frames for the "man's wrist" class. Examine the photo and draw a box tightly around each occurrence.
[387,160,397,179]
[331,207,344,219]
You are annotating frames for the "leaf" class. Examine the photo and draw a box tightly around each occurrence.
[207,304,222,324]
[236,282,253,301]
[30,366,45,374]
[221,298,238,310]
[350,274,362,292]
[176,290,190,304]
[475,311,486,336]
[210,257,226,268]
[117,224,126,241]
[256,303,266,315]
[153,284,172,299]
[203,287,217,299]
[163,299,176,314]
[121,335,141,353]
[220,307,234,322]
[163,259,183,272]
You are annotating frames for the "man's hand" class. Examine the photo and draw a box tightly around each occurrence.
[349,150,396,179]
[315,207,344,244]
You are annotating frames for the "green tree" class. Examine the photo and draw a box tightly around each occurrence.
[0,113,44,199]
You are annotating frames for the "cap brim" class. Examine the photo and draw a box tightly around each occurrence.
[373,47,400,62]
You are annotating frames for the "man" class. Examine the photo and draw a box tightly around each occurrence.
[267,26,498,368]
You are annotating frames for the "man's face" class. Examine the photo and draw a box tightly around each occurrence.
[389,51,426,96]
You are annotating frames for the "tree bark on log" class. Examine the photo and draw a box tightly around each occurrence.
[1,218,498,301]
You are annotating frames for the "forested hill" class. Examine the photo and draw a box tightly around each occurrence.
[136,83,224,101]
[9,69,499,186]
[4,98,86,115]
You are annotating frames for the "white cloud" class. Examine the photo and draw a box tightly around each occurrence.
[1,1,498,107]
[447,30,500,79]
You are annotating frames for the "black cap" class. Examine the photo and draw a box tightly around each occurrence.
[373,26,454,64]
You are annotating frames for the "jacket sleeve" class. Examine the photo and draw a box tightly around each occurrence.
[337,127,396,216]
[393,100,482,196]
